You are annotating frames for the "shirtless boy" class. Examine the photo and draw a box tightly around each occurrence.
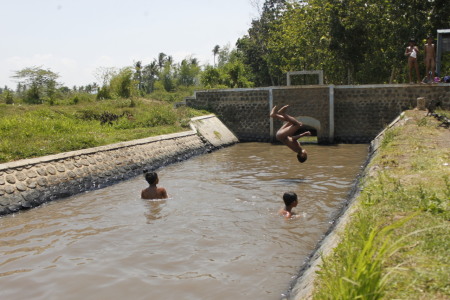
[279,192,299,219]
[141,170,168,199]
[270,105,311,163]
[424,35,436,83]
[405,39,420,84]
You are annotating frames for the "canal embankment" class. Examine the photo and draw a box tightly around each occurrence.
[0,114,238,215]
[289,109,450,299]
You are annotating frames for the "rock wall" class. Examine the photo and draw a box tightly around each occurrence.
[0,115,238,216]
[333,85,450,143]
[189,89,271,142]
[186,84,450,144]
[287,113,405,300]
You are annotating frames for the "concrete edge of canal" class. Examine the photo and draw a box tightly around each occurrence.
[0,114,238,216]
[0,109,411,299]
[288,112,406,300]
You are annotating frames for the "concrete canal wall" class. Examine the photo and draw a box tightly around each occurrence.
[186,84,450,144]
[0,115,238,216]
[288,112,407,300]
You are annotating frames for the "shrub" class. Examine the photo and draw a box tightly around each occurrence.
[97,85,112,100]
[4,90,14,104]
[110,67,139,98]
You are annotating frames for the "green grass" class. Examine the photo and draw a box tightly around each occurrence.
[312,110,450,300]
[0,99,209,163]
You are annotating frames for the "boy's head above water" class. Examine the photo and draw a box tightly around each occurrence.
[283,192,298,207]
[143,170,158,185]
[297,149,308,163]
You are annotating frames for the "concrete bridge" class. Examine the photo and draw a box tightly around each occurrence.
[185,84,450,144]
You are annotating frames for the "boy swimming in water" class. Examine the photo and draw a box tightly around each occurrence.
[270,105,311,163]
[279,192,299,219]
[141,170,168,199]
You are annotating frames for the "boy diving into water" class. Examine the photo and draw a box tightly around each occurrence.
[270,105,311,163]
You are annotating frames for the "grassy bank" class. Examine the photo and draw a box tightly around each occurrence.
[312,110,449,299]
[0,99,208,163]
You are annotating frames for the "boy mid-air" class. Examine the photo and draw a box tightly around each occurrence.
[270,105,311,163]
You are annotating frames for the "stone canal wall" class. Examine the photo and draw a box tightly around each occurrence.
[288,113,405,300]
[186,84,450,144]
[0,115,238,216]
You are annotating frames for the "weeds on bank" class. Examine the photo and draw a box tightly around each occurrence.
[314,212,418,300]
[0,100,208,163]
[313,110,450,300]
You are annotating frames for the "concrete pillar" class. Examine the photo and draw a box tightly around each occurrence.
[329,85,335,143]
[417,97,427,110]
[269,88,274,142]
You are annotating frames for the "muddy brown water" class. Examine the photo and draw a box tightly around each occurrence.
[0,143,368,300]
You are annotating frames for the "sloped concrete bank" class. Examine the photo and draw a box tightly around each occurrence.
[286,113,405,300]
[0,115,238,216]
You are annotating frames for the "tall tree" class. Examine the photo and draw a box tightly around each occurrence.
[12,66,60,103]
[212,45,220,66]
[142,60,159,93]
[177,56,200,86]
[237,0,288,86]
[134,61,143,91]
[242,0,450,85]
[158,53,167,72]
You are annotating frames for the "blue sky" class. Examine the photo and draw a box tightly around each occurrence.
[0,0,258,88]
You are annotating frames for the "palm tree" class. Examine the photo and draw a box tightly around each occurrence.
[134,61,143,90]
[212,45,220,67]
[158,53,167,72]
[142,60,159,93]
[190,57,199,66]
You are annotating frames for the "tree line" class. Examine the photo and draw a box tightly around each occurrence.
[238,0,449,86]
[0,45,253,104]
[1,0,449,104]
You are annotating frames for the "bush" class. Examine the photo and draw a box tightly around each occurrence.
[201,66,222,88]
[110,68,138,98]
[4,90,14,104]
[24,85,42,104]
[97,85,112,100]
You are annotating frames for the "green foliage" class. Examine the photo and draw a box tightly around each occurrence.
[440,52,450,76]
[313,111,450,299]
[380,127,400,149]
[200,48,254,89]
[69,92,95,105]
[201,66,222,88]
[1,89,14,104]
[236,0,288,86]
[0,100,208,163]
[221,59,254,88]
[24,83,43,104]
[239,0,450,85]
[212,45,220,66]
[177,57,200,87]
[13,66,60,104]
[160,61,176,92]
[150,84,195,103]
[141,60,159,93]
[315,215,412,300]
[109,67,139,98]
[97,85,112,100]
